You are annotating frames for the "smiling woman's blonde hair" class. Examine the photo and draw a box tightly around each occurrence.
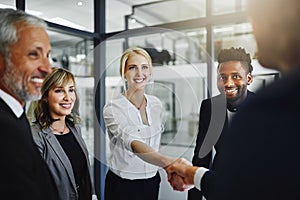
[34,67,80,129]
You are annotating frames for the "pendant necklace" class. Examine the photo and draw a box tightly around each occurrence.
[135,97,145,110]
[126,94,145,110]
[50,124,66,134]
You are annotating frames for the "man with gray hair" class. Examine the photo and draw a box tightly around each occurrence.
[0,8,58,199]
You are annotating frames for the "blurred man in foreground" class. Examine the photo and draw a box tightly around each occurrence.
[167,0,300,199]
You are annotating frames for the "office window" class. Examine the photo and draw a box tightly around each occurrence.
[26,0,94,32]
[132,0,205,26]
[106,0,205,32]
[213,23,256,60]
[212,0,245,15]
[0,1,15,9]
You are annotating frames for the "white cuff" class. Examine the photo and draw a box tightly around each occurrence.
[194,167,209,191]
[92,194,98,200]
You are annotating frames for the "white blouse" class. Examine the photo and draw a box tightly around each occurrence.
[103,94,165,180]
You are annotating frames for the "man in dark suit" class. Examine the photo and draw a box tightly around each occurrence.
[0,9,58,199]
[188,47,255,200]
[166,0,300,199]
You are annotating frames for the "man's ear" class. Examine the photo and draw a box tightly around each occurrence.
[247,73,253,85]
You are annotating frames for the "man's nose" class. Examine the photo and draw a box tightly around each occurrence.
[224,77,234,87]
[40,57,52,75]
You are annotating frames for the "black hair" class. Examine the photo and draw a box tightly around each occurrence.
[217,47,253,74]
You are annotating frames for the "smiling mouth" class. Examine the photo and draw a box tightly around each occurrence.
[224,88,237,95]
[134,78,144,83]
[30,77,44,84]
[60,103,72,109]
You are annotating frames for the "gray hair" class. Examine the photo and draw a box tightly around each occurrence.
[0,8,47,64]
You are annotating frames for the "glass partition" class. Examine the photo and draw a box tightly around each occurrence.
[106,0,206,32]
[0,1,15,9]
[212,0,245,15]
[26,0,94,32]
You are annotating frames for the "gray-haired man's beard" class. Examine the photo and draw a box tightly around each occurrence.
[3,63,40,102]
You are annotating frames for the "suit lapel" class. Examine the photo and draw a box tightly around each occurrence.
[43,128,77,188]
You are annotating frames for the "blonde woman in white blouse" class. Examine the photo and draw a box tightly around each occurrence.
[103,47,191,200]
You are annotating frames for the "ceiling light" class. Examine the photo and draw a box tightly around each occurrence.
[77,1,83,6]
[130,18,136,23]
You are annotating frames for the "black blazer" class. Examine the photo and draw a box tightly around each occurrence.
[201,69,300,199]
[189,91,255,200]
[0,98,58,200]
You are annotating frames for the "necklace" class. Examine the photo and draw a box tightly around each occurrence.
[50,124,67,134]
[126,94,145,110]
[135,97,145,110]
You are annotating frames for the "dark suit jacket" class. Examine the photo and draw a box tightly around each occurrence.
[0,98,58,200]
[201,69,300,199]
[189,91,255,200]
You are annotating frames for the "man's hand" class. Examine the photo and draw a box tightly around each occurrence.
[164,158,197,191]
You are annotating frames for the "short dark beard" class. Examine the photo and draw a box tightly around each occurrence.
[227,86,247,108]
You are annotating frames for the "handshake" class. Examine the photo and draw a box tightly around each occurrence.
[164,158,199,191]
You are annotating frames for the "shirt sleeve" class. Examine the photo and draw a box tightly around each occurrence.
[103,102,160,152]
[194,167,209,191]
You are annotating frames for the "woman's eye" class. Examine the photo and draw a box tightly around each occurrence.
[142,65,149,70]
[69,89,75,93]
[54,89,64,93]
[128,66,135,70]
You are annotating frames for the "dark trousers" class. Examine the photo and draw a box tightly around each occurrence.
[104,170,161,200]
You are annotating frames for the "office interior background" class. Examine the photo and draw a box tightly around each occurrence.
[2,0,279,199]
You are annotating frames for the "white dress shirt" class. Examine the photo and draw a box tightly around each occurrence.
[103,94,165,180]
[0,89,23,118]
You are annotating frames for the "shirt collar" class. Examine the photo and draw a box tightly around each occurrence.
[0,89,24,118]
